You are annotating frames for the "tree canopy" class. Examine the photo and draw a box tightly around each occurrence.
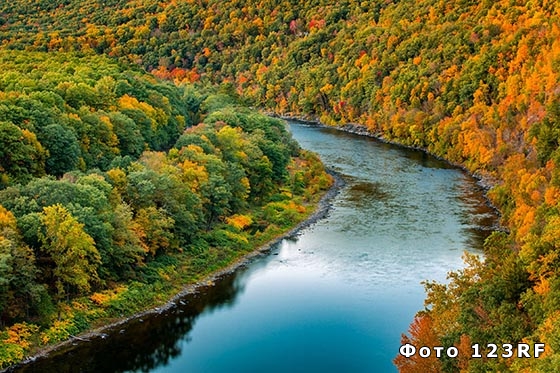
[1,0,560,371]
[0,50,331,367]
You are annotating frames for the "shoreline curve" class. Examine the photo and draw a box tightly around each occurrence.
[7,166,345,372]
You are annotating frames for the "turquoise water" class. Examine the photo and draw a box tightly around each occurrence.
[18,122,496,373]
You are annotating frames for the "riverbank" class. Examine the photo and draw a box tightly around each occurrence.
[6,168,345,372]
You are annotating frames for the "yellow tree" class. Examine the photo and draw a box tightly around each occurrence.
[39,204,100,301]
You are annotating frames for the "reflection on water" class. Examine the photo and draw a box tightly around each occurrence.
[16,271,250,373]
[17,122,498,373]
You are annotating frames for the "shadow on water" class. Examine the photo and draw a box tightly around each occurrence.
[13,268,252,373]
[344,180,392,206]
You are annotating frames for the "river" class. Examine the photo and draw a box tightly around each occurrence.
[16,121,497,372]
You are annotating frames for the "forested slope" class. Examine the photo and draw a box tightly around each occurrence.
[0,50,332,367]
[1,0,560,371]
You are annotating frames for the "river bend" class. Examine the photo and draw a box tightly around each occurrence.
[17,121,497,373]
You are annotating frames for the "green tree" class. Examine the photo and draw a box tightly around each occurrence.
[0,206,40,322]
[106,202,145,279]
[0,121,46,187]
[108,112,145,158]
[41,124,80,177]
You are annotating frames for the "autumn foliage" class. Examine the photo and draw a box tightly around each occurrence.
[394,315,442,373]
[0,51,332,368]
[0,0,560,371]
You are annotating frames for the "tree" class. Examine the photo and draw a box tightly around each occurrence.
[0,121,46,187]
[108,112,145,158]
[394,314,442,373]
[106,202,145,279]
[41,124,80,177]
[39,204,100,300]
[0,206,40,323]
[133,206,175,257]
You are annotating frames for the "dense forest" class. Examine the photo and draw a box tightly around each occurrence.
[0,50,332,367]
[1,0,560,371]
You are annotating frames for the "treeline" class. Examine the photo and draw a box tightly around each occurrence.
[0,50,332,367]
[2,0,560,371]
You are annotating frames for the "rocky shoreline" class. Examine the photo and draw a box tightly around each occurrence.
[7,167,345,372]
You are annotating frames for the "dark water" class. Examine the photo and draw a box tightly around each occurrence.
[16,122,497,373]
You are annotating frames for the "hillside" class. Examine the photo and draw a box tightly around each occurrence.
[0,50,332,367]
[1,0,560,371]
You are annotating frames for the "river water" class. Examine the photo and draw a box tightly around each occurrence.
[17,121,497,372]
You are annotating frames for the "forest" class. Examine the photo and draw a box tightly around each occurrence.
[1,0,560,371]
[0,50,332,367]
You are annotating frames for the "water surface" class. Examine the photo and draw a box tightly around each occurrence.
[18,121,497,373]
